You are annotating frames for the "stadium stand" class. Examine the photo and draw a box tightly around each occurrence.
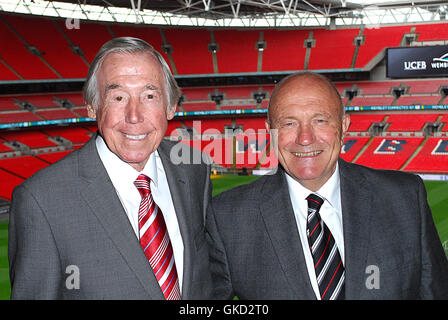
[0,111,42,123]
[347,114,386,132]
[385,113,440,132]
[0,15,56,79]
[0,168,23,200]
[308,28,359,70]
[214,30,259,74]
[404,137,448,173]
[0,12,448,203]
[0,130,57,148]
[164,28,214,75]
[349,96,395,107]
[355,137,425,170]
[35,150,72,164]
[440,115,448,132]
[54,19,112,65]
[0,155,49,179]
[340,137,370,162]
[2,14,88,79]
[262,29,308,72]
[355,25,412,69]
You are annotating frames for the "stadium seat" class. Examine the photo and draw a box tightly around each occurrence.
[347,114,386,132]
[164,28,214,75]
[0,111,42,124]
[386,113,440,132]
[0,130,57,148]
[0,155,49,179]
[308,28,359,70]
[2,15,88,78]
[0,168,24,200]
[340,137,370,162]
[262,29,308,71]
[214,30,259,73]
[403,137,448,173]
[354,137,424,170]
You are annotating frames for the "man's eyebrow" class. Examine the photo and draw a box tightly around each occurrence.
[104,84,120,95]
[144,84,159,91]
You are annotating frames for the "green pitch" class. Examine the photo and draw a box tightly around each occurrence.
[0,176,446,300]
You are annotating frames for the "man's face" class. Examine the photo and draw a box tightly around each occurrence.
[88,52,175,171]
[266,75,350,191]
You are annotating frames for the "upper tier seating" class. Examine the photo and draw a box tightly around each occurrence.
[1,13,448,78]
[385,113,440,132]
[347,114,386,132]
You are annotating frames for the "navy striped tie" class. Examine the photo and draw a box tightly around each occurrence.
[306,193,345,300]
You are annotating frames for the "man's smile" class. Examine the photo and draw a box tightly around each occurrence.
[292,150,323,157]
[123,133,148,140]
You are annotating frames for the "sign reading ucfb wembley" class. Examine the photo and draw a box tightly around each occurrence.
[387,45,448,78]
[431,53,448,68]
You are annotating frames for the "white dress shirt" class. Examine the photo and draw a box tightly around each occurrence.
[95,135,184,291]
[285,164,345,299]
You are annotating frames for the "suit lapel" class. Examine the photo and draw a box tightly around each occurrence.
[258,167,316,299]
[338,159,372,300]
[157,140,194,299]
[77,136,164,299]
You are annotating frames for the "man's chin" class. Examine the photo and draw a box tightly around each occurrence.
[119,154,151,171]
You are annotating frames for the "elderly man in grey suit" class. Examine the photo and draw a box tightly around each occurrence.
[9,37,215,299]
[207,72,448,300]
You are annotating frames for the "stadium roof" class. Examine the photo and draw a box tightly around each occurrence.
[0,0,447,27]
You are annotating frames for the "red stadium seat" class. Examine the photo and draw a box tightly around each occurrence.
[404,137,448,173]
[354,137,424,170]
[0,168,24,200]
[340,137,370,162]
[0,130,57,148]
[347,114,386,132]
[0,155,49,179]
[386,113,440,132]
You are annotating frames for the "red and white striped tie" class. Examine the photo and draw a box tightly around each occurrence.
[134,174,181,300]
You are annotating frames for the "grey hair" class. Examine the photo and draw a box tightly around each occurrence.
[83,37,181,113]
[267,71,345,124]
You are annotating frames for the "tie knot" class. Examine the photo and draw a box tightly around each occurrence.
[134,174,152,198]
[306,193,324,211]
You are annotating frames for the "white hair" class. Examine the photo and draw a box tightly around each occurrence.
[83,37,180,113]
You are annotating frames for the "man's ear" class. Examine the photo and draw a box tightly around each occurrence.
[167,104,176,120]
[342,113,350,135]
[341,113,350,143]
[87,105,97,119]
[265,119,271,132]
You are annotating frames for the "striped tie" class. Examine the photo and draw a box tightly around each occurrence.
[134,174,181,300]
[306,193,345,300]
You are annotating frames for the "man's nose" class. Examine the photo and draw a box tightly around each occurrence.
[296,124,315,146]
[125,98,144,123]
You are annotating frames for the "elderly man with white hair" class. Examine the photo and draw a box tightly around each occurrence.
[9,37,216,300]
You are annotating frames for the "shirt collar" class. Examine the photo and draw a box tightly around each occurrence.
[285,163,341,213]
[95,134,159,189]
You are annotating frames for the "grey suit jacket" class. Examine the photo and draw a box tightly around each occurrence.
[206,159,448,299]
[9,134,215,299]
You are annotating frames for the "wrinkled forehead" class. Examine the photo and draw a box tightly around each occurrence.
[98,51,163,82]
[269,75,342,121]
